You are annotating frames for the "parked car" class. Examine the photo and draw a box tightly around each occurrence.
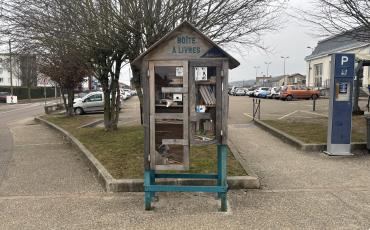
[247,87,257,97]
[0,92,10,103]
[123,89,132,98]
[280,85,320,101]
[267,87,281,99]
[228,86,237,95]
[254,87,270,98]
[73,91,122,115]
[234,88,246,96]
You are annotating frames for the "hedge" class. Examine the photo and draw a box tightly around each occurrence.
[0,86,60,100]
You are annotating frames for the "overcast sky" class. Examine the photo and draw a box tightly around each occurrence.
[228,0,320,82]
[120,0,321,85]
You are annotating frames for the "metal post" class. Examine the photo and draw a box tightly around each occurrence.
[258,99,261,120]
[217,144,228,212]
[9,40,13,96]
[44,80,47,106]
[144,170,154,210]
[313,97,316,111]
[252,99,255,120]
[281,56,289,85]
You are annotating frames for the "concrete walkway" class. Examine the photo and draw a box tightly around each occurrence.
[229,122,370,228]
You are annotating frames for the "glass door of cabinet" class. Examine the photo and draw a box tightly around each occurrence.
[149,61,189,170]
[189,62,222,145]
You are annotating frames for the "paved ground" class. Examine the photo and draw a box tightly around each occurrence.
[229,95,369,122]
[1,97,370,229]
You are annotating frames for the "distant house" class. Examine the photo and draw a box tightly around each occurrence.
[268,73,306,87]
[269,75,284,87]
[305,31,370,89]
[256,76,271,86]
[0,53,22,87]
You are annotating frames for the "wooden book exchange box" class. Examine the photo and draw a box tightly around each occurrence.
[132,21,239,171]
[131,21,239,211]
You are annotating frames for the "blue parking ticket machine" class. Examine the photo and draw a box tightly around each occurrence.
[326,53,355,155]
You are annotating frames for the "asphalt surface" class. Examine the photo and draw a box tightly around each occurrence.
[1,97,370,229]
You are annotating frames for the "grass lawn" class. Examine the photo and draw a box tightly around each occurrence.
[263,115,366,144]
[44,115,246,179]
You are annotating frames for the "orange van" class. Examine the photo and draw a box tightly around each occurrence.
[280,85,320,101]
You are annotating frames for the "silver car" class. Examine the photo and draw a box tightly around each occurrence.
[73,92,105,115]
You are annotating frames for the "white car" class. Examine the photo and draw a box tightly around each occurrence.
[123,89,132,97]
[254,87,270,97]
[267,87,281,99]
[73,91,122,115]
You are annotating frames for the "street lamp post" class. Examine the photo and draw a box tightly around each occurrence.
[264,61,272,87]
[281,56,289,85]
[307,46,314,88]
[8,39,13,96]
[253,66,260,79]
[264,62,272,78]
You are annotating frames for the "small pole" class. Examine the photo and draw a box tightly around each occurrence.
[44,79,47,106]
[252,99,255,120]
[258,99,261,120]
[313,97,316,111]
[9,40,13,96]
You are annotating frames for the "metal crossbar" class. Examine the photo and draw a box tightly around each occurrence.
[253,98,261,120]
[144,144,228,212]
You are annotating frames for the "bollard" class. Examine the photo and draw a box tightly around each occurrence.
[313,97,316,111]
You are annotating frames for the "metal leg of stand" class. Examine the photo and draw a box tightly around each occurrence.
[144,170,154,210]
[217,144,228,212]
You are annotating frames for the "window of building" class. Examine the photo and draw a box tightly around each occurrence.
[0,68,3,74]
[314,63,323,87]
[0,78,3,83]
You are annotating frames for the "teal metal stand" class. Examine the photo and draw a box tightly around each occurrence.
[144,144,228,211]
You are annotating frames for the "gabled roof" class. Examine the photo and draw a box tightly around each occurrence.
[305,29,369,61]
[131,21,240,69]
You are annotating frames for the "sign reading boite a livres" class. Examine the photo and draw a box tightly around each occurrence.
[171,35,201,54]
[326,53,355,155]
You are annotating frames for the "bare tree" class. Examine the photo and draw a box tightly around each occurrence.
[119,0,287,122]
[39,54,91,116]
[299,0,370,114]
[299,0,370,42]
[1,0,286,128]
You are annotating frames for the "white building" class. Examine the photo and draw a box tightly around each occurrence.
[0,53,22,87]
[305,32,370,90]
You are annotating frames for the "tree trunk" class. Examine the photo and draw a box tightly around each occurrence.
[28,85,31,103]
[353,65,363,114]
[131,67,143,125]
[66,88,74,116]
[102,76,112,131]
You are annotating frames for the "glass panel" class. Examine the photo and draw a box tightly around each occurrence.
[154,65,185,167]
[154,123,184,165]
[192,66,217,144]
[155,66,183,113]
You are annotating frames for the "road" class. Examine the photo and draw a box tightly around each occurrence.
[0,102,48,187]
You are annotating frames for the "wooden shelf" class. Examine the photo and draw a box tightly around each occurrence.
[195,81,216,85]
[155,104,183,107]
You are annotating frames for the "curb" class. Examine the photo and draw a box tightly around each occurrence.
[228,139,260,181]
[254,119,367,152]
[77,119,104,129]
[35,116,259,192]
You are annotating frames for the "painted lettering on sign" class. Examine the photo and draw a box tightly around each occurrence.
[171,35,201,54]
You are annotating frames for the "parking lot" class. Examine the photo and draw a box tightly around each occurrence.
[229,95,369,123]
